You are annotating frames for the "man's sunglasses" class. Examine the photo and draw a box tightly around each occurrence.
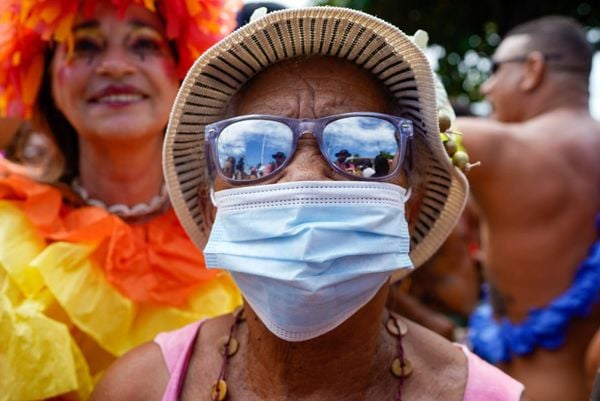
[490,53,563,74]
[205,112,414,184]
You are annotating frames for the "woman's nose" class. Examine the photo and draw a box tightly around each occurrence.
[480,76,493,96]
[95,49,136,77]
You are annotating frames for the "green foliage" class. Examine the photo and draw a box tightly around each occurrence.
[317,0,599,106]
[379,151,393,160]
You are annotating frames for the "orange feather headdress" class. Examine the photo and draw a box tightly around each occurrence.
[0,0,242,117]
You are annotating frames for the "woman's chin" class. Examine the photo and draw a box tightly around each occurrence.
[77,118,165,142]
[83,128,160,143]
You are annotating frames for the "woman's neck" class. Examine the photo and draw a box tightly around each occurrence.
[77,135,164,207]
[240,286,395,400]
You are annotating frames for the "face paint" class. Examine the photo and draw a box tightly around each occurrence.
[72,27,105,63]
[49,4,180,144]
[127,25,170,61]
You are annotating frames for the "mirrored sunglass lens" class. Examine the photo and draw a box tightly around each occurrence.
[322,116,399,178]
[491,61,499,74]
[217,119,293,181]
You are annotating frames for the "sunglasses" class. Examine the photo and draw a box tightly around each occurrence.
[490,53,563,74]
[205,112,414,184]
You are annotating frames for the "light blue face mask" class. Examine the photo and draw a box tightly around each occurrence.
[204,181,413,341]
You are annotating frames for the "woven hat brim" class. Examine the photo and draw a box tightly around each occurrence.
[391,166,468,282]
[163,6,469,273]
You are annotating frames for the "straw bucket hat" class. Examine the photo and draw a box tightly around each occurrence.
[163,6,468,279]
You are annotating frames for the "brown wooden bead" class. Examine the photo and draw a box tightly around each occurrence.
[444,139,458,157]
[438,113,452,133]
[391,357,414,378]
[385,317,408,337]
[211,379,228,401]
[234,306,246,321]
[218,336,239,356]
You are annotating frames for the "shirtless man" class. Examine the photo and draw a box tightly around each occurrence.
[457,16,600,401]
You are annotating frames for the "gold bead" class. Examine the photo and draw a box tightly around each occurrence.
[218,336,239,357]
[211,379,228,401]
[391,357,413,378]
[385,317,408,337]
[452,150,470,171]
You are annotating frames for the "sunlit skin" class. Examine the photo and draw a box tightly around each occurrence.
[480,35,532,122]
[481,34,590,123]
[458,31,600,401]
[50,2,179,208]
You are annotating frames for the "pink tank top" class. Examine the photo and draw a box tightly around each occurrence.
[155,322,525,401]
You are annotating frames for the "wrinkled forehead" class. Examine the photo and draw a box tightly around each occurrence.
[228,56,397,118]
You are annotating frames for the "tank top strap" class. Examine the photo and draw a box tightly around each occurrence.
[456,344,524,401]
[155,320,206,401]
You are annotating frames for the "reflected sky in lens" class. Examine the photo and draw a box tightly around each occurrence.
[217,120,293,175]
[323,117,398,160]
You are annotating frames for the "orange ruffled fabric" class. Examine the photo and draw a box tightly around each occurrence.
[0,173,241,400]
[0,173,216,307]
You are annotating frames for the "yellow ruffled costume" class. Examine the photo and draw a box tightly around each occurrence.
[0,173,242,400]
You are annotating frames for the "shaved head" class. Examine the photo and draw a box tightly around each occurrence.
[505,16,593,77]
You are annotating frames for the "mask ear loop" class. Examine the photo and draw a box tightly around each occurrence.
[210,185,218,206]
[402,136,413,203]
[205,134,219,207]
[403,186,412,202]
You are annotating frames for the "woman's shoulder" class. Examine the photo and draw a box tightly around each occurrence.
[403,317,525,401]
[403,318,469,396]
[90,341,170,401]
[90,315,236,401]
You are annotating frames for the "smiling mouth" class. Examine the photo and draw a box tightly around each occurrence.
[93,94,146,104]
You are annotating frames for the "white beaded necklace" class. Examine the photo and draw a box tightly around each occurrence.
[71,178,169,218]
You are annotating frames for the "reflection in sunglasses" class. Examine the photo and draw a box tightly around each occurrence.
[206,113,413,183]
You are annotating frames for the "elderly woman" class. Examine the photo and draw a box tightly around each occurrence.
[0,1,242,399]
[93,7,532,401]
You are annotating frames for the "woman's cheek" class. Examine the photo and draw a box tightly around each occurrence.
[160,58,178,80]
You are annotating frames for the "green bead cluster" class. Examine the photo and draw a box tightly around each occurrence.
[438,114,477,172]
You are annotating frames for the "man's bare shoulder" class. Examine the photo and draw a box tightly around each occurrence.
[526,112,600,176]
[456,116,513,137]
[455,117,519,160]
[455,117,523,186]
[457,114,600,183]
[90,341,169,401]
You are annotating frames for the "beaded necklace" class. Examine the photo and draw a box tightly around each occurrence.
[211,308,412,401]
[71,178,169,218]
